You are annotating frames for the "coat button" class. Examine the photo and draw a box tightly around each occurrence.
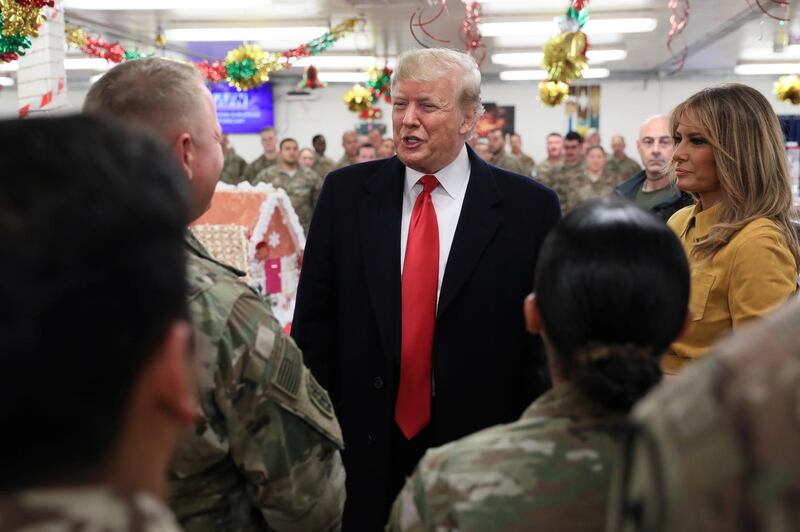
[373,377,384,389]
[366,434,373,446]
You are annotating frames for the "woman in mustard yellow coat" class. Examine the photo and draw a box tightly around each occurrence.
[663,84,800,375]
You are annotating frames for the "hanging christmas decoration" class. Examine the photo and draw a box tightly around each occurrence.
[196,60,227,83]
[539,80,570,107]
[359,107,382,120]
[366,65,392,102]
[409,1,449,48]
[1,0,52,38]
[299,64,326,89]
[282,18,359,66]
[64,18,361,91]
[155,32,167,48]
[667,0,691,72]
[543,31,588,83]
[225,44,273,91]
[537,0,590,107]
[461,0,486,64]
[344,84,373,113]
[774,74,800,104]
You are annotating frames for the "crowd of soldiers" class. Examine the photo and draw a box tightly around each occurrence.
[219,124,650,236]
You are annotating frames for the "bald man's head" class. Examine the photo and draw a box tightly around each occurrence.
[637,115,673,179]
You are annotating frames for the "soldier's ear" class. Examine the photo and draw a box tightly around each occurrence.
[524,293,544,334]
[173,132,195,180]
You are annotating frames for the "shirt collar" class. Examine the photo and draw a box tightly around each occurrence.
[404,144,471,200]
[684,201,721,239]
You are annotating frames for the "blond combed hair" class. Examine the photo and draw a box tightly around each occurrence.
[670,83,800,267]
[83,57,207,143]
[392,48,485,134]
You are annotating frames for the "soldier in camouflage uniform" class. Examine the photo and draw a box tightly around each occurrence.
[551,145,618,214]
[244,127,279,183]
[606,134,642,183]
[312,133,335,184]
[510,132,535,176]
[219,134,247,184]
[608,297,800,532]
[253,138,321,233]
[388,198,690,532]
[540,131,586,212]
[0,116,194,532]
[0,489,182,532]
[84,58,346,532]
[488,128,526,175]
[334,130,359,169]
[533,132,564,182]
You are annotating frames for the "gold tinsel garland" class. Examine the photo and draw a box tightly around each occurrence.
[539,80,570,107]
[1,0,48,38]
[343,84,374,112]
[774,74,800,105]
[542,31,588,84]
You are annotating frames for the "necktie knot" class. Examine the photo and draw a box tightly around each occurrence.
[420,174,440,194]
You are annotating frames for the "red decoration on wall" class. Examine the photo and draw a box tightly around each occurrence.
[19,104,30,118]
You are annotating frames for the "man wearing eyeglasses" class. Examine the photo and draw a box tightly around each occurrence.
[615,115,694,222]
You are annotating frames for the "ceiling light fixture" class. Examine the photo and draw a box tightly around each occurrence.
[0,58,110,71]
[0,76,14,87]
[480,18,656,37]
[734,63,800,75]
[492,49,626,66]
[317,72,370,83]
[64,0,268,9]
[499,67,610,80]
[166,26,328,42]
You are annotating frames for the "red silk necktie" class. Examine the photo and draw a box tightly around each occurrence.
[395,174,440,440]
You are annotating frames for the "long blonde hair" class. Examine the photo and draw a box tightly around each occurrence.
[670,83,800,267]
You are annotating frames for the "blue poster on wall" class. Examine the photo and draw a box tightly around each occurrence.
[211,83,274,134]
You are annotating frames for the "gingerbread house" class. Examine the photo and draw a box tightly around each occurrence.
[191,182,305,326]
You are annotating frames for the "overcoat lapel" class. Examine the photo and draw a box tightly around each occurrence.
[357,156,405,360]
[437,147,503,317]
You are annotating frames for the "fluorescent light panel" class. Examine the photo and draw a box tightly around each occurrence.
[317,72,369,83]
[166,26,328,42]
[492,49,626,66]
[0,58,110,71]
[64,0,268,9]
[480,18,656,36]
[0,76,14,87]
[499,67,609,80]
[735,63,800,75]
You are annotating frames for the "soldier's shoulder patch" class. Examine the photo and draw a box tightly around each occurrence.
[270,338,302,398]
[307,373,334,419]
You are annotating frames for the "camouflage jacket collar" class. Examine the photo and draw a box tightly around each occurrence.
[0,486,181,532]
[184,231,246,278]
[522,381,622,420]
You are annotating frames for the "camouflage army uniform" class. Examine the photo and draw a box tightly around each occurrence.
[169,233,345,532]
[490,151,526,175]
[513,151,535,177]
[533,158,563,183]
[0,487,181,532]
[243,154,278,184]
[387,382,627,532]
[605,155,642,183]
[334,154,356,170]
[220,150,248,185]
[607,298,800,532]
[253,165,320,233]
[313,154,335,185]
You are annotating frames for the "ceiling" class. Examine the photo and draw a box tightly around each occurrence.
[49,0,800,82]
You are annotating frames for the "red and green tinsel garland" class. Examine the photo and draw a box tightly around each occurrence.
[65,18,360,92]
[0,0,54,63]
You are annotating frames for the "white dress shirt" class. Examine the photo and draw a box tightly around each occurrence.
[401,145,471,304]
